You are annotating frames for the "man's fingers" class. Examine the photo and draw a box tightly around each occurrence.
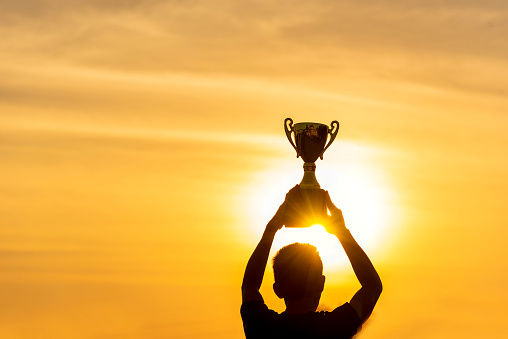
[285,185,300,200]
[274,201,288,224]
[325,191,340,212]
[266,202,287,231]
[277,201,287,215]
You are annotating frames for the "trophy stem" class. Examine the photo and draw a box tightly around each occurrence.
[299,162,321,189]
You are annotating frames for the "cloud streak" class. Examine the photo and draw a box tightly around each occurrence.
[1,0,507,94]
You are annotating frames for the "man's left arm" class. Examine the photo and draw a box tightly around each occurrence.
[241,202,286,303]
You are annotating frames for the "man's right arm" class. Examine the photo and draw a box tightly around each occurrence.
[325,193,383,323]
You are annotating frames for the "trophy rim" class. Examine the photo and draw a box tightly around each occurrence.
[293,122,328,129]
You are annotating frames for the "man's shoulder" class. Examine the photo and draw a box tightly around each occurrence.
[241,300,360,321]
[241,300,278,320]
[317,302,362,325]
[241,301,362,339]
[320,302,361,318]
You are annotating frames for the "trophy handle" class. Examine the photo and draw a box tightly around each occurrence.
[320,120,339,160]
[284,118,299,157]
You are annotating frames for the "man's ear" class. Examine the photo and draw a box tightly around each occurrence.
[273,282,284,299]
[318,275,325,292]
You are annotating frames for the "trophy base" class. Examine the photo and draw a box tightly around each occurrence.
[284,188,328,228]
[299,162,320,189]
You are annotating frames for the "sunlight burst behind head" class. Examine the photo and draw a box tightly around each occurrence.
[244,141,395,270]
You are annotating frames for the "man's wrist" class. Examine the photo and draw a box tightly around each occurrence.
[261,229,277,241]
[332,227,352,239]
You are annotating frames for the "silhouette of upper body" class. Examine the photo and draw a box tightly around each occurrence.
[241,186,383,339]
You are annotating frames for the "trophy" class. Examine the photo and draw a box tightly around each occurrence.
[284,118,339,227]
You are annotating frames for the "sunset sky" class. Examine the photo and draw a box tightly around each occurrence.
[1,1,508,338]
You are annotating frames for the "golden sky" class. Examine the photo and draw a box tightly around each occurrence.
[1,1,508,338]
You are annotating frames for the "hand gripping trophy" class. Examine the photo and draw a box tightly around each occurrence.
[283,118,340,227]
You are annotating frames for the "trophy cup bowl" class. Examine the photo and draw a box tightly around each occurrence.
[284,118,339,227]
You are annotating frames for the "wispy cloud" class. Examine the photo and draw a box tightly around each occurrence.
[1,0,507,94]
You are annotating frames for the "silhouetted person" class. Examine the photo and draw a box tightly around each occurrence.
[241,186,382,338]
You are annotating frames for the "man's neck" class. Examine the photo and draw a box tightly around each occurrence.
[284,296,320,314]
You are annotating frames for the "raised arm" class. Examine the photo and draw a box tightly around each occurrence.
[241,200,286,303]
[325,192,383,323]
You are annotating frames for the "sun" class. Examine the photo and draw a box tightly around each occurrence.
[243,146,394,270]
[271,225,346,269]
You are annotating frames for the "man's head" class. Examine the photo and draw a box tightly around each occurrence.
[272,243,325,301]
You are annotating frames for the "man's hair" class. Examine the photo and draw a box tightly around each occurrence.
[272,243,323,300]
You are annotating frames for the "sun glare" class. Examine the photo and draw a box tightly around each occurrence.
[244,143,394,269]
[272,225,346,269]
